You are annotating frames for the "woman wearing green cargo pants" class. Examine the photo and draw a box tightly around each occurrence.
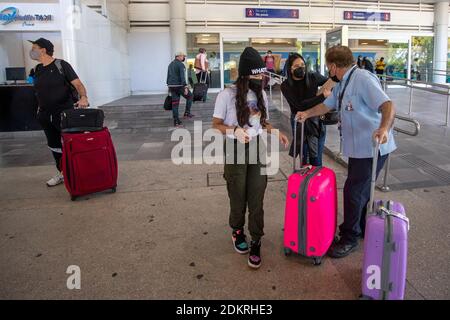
[212,47,289,269]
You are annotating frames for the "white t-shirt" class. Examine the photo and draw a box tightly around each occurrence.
[213,86,270,139]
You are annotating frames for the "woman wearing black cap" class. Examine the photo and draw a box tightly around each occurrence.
[281,53,334,167]
[212,47,289,269]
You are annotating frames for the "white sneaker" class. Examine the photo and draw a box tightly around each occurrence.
[46,172,64,187]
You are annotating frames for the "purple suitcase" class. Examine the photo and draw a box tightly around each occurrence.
[361,141,410,300]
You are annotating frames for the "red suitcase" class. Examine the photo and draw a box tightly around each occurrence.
[61,127,118,201]
[283,121,338,265]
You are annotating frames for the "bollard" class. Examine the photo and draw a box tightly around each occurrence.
[408,85,414,115]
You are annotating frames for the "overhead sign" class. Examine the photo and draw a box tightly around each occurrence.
[0,7,52,26]
[245,8,299,19]
[343,11,391,22]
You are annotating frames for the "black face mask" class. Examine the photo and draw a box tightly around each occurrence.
[248,79,262,92]
[293,67,305,79]
[330,75,340,83]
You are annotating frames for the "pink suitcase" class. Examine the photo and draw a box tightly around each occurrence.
[283,121,337,265]
[361,140,409,300]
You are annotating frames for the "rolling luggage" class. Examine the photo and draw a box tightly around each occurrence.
[361,140,409,300]
[60,108,104,133]
[283,121,338,265]
[61,127,118,201]
[193,72,208,102]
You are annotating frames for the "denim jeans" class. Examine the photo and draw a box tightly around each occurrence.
[169,86,192,120]
[290,114,326,166]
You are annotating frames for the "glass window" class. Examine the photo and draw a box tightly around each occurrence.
[223,40,250,86]
[349,39,407,79]
[411,36,434,82]
[187,33,221,89]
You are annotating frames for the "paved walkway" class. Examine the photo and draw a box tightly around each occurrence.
[0,92,448,299]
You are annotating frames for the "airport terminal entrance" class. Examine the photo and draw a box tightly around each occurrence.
[221,36,321,87]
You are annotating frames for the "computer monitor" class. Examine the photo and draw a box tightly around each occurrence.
[6,67,26,83]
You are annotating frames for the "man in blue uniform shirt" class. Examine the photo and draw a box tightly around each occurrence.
[296,45,396,258]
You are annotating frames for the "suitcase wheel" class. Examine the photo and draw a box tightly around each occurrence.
[111,187,117,193]
[313,257,322,266]
[284,248,292,257]
[71,196,77,201]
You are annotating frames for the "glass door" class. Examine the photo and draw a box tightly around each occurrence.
[222,39,250,86]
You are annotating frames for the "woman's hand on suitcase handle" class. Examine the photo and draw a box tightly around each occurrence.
[295,111,309,123]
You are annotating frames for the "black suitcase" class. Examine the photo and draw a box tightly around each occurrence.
[60,108,104,133]
[193,72,208,102]
[193,83,208,102]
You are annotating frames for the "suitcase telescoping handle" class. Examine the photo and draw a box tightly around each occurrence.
[367,138,380,214]
[293,119,305,172]
[200,71,207,84]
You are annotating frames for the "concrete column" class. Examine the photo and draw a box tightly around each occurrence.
[320,32,326,75]
[433,1,449,84]
[169,0,187,58]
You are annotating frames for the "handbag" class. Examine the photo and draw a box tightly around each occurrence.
[320,66,358,126]
[163,94,172,111]
[320,111,339,125]
[60,108,104,133]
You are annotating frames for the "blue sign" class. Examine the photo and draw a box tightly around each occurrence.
[344,11,390,22]
[0,7,52,25]
[245,8,299,19]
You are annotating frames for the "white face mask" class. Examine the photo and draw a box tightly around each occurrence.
[249,114,260,127]
[247,114,262,137]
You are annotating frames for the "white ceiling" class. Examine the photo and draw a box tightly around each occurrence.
[354,0,449,3]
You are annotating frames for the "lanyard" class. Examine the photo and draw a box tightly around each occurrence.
[338,66,357,111]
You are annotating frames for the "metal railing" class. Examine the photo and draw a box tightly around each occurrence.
[377,114,421,192]
[380,74,450,126]
[263,71,287,112]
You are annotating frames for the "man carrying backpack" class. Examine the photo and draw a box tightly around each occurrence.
[30,38,89,187]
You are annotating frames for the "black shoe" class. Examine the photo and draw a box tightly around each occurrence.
[327,238,358,259]
[174,119,183,128]
[183,112,194,119]
[248,240,262,269]
[231,229,249,254]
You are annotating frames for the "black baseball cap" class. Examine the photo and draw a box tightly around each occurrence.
[28,38,54,55]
